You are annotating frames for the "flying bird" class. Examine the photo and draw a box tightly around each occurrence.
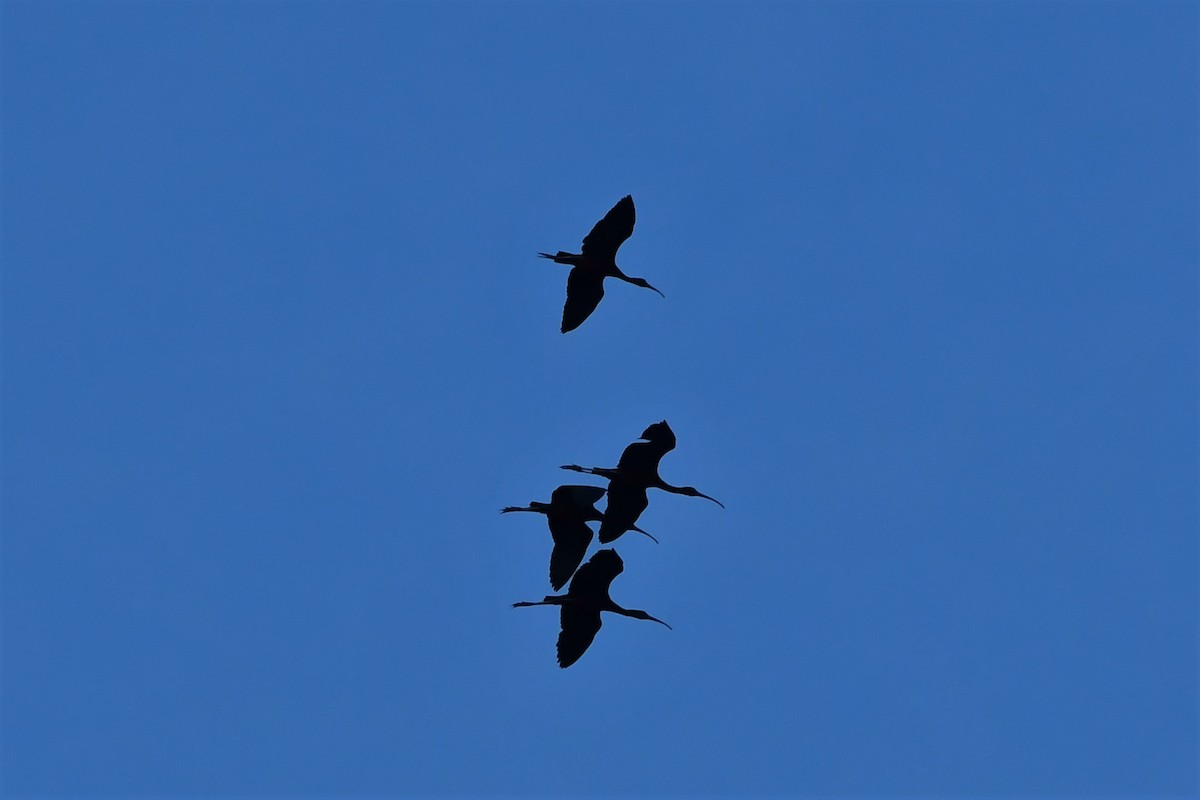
[538,195,664,333]
[562,420,724,543]
[501,484,658,591]
[513,548,671,668]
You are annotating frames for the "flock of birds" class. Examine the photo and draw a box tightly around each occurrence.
[505,196,724,668]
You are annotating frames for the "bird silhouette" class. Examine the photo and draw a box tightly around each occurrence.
[561,420,724,543]
[513,548,671,668]
[501,484,658,590]
[538,195,664,333]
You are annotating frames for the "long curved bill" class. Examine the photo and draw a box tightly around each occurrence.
[629,525,660,544]
[697,491,725,509]
[648,614,673,630]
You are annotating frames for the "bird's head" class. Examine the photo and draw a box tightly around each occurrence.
[630,277,665,298]
[680,486,725,508]
[627,609,673,629]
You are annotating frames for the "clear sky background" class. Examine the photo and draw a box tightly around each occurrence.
[3,1,1196,796]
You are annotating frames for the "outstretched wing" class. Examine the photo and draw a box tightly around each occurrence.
[557,605,602,668]
[556,550,624,667]
[567,548,624,597]
[598,479,649,543]
[581,195,635,259]
[615,438,668,475]
[639,420,676,451]
[562,267,605,333]
[553,484,606,510]
[546,516,593,591]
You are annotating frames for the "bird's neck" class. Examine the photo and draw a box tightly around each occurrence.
[603,598,628,616]
[655,477,687,495]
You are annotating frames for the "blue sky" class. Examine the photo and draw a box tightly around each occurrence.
[3,1,1195,796]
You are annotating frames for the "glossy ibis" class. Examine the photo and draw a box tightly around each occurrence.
[513,549,671,668]
[538,195,664,333]
[562,420,724,543]
[501,484,658,590]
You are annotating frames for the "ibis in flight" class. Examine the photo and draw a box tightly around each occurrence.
[501,484,658,590]
[538,195,664,333]
[562,420,723,543]
[513,548,671,668]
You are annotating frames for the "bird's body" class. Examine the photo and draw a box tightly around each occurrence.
[562,420,724,543]
[538,195,663,333]
[501,485,657,590]
[513,549,671,668]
